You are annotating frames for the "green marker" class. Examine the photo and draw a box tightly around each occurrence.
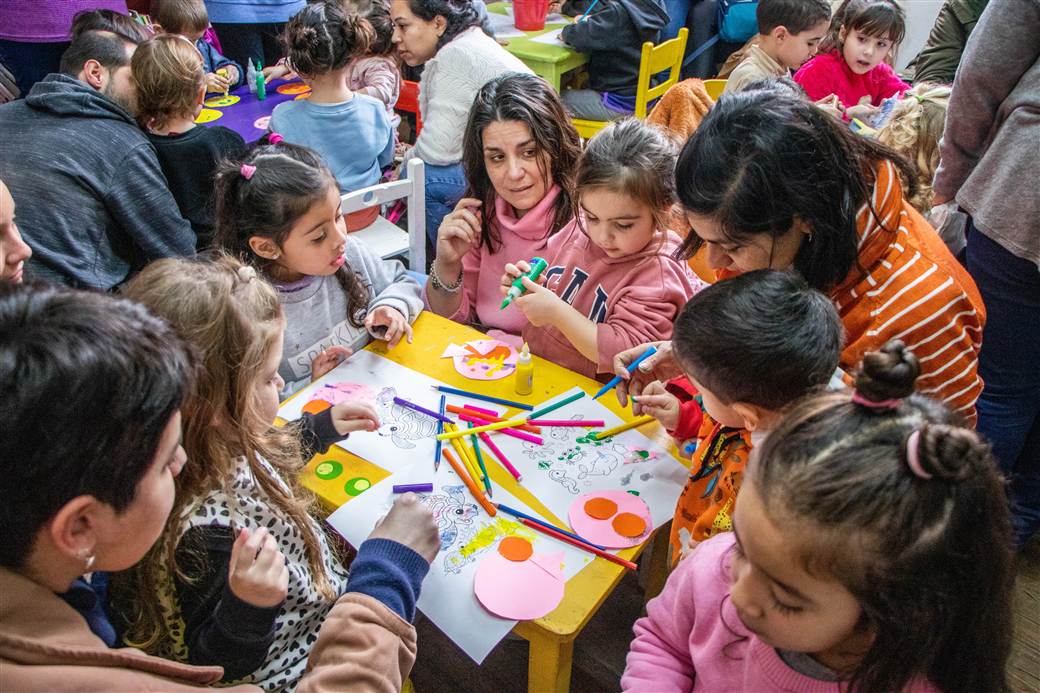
[501,257,548,310]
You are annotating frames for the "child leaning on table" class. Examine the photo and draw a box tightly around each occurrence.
[132,34,245,250]
[629,270,843,565]
[107,255,405,691]
[154,0,243,92]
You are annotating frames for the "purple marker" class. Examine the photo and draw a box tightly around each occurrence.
[392,396,454,424]
[393,483,434,494]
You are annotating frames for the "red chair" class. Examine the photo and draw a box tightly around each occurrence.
[395,79,422,138]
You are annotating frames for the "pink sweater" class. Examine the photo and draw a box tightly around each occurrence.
[424,185,562,334]
[623,533,939,692]
[522,223,703,379]
[794,50,909,111]
[345,55,401,128]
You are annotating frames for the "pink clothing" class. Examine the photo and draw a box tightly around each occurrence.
[522,223,703,379]
[623,533,940,692]
[794,50,909,112]
[346,56,401,129]
[424,185,562,334]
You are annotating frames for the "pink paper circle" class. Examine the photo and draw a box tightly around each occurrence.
[474,551,564,620]
[568,490,652,548]
[253,115,270,130]
[449,339,518,381]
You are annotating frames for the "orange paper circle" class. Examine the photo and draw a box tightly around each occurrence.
[584,497,618,520]
[612,512,647,538]
[276,82,311,94]
[294,92,311,100]
[302,399,332,415]
[498,536,533,562]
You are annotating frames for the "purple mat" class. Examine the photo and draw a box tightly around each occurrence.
[196,78,311,142]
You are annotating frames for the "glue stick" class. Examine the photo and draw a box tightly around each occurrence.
[515,342,533,396]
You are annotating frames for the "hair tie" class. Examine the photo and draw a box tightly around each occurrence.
[851,390,902,411]
[913,93,925,104]
[240,164,257,180]
[237,265,257,282]
[904,430,931,479]
[268,133,284,144]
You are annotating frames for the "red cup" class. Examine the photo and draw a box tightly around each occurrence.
[514,0,549,31]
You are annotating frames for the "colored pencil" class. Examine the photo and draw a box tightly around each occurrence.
[468,422,493,497]
[590,415,656,440]
[479,431,523,482]
[457,413,544,444]
[434,394,446,472]
[393,483,433,493]
[442,449,496,517]
[517,518,638,570]
[449,405,541,433]
[577,0,602,21]
[495,503,605,550]
[526,391,586,420]
[593,345,658,400]
[437,416,525,440]
[393,396,454,424]
[432,385,534,411]
[527,419,604,427]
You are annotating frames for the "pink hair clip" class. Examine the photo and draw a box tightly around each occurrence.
[851,390,902,411]
[268,133,284,144]
[240,164,257,180]
[904,430,931,479]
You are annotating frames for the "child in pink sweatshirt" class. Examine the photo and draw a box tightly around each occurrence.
[794,0,909,122]
[501,119,704,379]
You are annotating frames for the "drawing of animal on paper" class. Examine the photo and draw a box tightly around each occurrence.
[419,484,479,551]
[374,387,440,448]
[442,516,534,575]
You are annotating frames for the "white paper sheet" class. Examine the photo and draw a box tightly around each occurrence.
[530,27,566,44]
[486,11,528,38]
[327,468,592,663]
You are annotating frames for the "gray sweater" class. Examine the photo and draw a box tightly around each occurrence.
[277,236,423,396]
[933,0,1040,266]
[0,74,195,289]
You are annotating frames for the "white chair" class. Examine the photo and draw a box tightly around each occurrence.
[340,158,426,270]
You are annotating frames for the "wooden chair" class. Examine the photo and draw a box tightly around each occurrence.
[702,78,727,100]
[571,27,688,140]
[341,158,425,271]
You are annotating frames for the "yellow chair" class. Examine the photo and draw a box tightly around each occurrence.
[571,27,688,140]
[702,78,727,100]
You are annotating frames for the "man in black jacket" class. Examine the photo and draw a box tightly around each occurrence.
[0,30,194,289]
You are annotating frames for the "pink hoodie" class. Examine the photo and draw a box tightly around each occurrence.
[794,50,909,114]
[424,185,562,335]
[520,221,704,379]
[623,533,940,692]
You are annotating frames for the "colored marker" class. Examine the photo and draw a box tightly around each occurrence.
[445,423,483,484]
[593,345,658,400]
[495,503,604,549]
[434,393,446,472]
[590,415,656,440]
[479,432,523,482]
[392,396,454,424]
[527,419,604,427]
[501,257,548,310]
[437,416,526,440]
[442,449,496,517]
[468,423,493,497]
[516,518,638,571]
[448,405,541,433]
[526,391,586,420]
[393,483,433,494]
[433,385,534,411]
[456,413,544,444]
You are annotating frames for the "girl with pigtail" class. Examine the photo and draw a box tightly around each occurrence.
[624,339,1014,693]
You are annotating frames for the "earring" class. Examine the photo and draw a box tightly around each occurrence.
[272,252,281,259]
[79,549,96,571]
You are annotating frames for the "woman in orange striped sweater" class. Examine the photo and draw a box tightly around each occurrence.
[667,88,984,423]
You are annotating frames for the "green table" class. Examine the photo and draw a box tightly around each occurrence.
[488,2,588,90]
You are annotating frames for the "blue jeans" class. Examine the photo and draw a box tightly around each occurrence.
[420,161,466,262]
[965,221,1040,547]
[0,39,69,96]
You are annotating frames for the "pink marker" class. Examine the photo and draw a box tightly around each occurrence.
[479,431,523,481]
[457,413,544,445]
[527,419,604,427]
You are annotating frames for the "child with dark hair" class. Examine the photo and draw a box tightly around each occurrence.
[214,142,421,397]
[155,0,243,92]
[635,270,843,563]
[794,0,909,121]
[133,34,245,249]
[724,0,831,93]
[624,339,1014,693]
[271,1,394,228]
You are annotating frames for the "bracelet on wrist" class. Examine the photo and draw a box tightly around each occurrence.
[429,261,463,293]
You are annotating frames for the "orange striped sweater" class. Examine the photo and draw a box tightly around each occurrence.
[832,160,986,423]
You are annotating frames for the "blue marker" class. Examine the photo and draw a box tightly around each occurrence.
[593,345,658,400]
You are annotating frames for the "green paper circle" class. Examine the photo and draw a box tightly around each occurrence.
[344,477,372,496]
[314,460,343,480]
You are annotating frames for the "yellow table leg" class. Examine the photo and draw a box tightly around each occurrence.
[528,636,574,693]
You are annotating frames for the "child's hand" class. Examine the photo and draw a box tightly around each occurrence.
[513,277,564,327]
[499,260,543,295]
[205,71,230,93]
[222,65,240,86]
[612,341,679,410]
[814,94,843,119]
[228,527,289,608]
[262,63,295,83]
[367,493,441,564]
[365,306,413,348]
[632,381,681,430]
[436,198,482,266]
[330,400,381,435]
[846,97,879,122]
[311,345,352,381]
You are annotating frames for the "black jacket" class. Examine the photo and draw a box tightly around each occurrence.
[561,0,670,95]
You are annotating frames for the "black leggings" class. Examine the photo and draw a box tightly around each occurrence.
[210,22,286,71]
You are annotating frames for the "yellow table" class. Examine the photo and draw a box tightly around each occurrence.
[487,2,588,91]
[294,311,676,691]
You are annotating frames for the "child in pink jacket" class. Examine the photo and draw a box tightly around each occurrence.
[795,0,909,121]
[501,119,703,379]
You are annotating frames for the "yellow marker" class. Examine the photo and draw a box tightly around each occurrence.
[590,415,656,440]
[436,416,526,441]
[217,67,229,97]
[445,424,482,483]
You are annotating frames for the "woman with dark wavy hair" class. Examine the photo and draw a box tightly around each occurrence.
[389,0,532,251]
[423,73,581,335]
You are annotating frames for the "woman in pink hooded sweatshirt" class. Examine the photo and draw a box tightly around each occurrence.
[423,73,582,336]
